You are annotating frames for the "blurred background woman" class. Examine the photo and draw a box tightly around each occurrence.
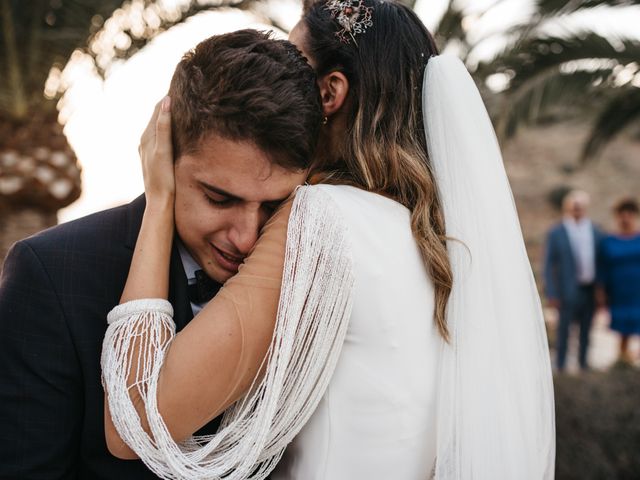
[598,197,640,365]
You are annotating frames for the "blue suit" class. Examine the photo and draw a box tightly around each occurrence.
[543,222,604,370]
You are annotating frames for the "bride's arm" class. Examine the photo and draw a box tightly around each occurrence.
[120,97,175,303]
[103,98,292,457]
[104,97,175,459]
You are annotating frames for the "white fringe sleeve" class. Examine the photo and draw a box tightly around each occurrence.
[101,185,354,480]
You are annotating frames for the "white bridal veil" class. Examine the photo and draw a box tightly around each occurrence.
[423,54,556,479]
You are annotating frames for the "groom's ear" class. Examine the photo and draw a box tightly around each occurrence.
[318,71,349,118]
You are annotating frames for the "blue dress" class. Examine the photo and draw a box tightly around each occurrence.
[598,234,640,335]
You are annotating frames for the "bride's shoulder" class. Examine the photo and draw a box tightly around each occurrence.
[298,184,369,203]
[283,185,359,232]
[293,185,368,218]
[300,184,406,216]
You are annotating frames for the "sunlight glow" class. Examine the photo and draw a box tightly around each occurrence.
[56,1,640,223]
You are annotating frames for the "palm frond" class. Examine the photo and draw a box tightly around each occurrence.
[581,87,640,161]
[534,0,640,17]
[484,1,640,54]
[0,0,125,117]
[495,67,617,139]
[433,0,466,51]
[85,0,259,76]
[0,0,267,117]
[486,32,640,92]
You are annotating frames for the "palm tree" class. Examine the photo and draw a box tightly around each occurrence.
[0,0,263,263]
[432,0,640,161]
[0,0,127,260]
[2,0,637,263]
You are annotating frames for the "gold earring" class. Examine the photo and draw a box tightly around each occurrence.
[322,116,328,125]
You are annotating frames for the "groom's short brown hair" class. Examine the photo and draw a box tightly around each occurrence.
[168,29,322,170]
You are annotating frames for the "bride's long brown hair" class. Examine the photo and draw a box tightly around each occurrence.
[302,0,452,340]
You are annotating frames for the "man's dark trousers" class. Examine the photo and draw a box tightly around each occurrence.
[0,195,220,479]
[556,284,596,370]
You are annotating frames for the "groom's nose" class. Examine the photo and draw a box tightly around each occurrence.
[228,206,262,255]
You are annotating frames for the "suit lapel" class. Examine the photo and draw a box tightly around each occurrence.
[169,242,194,331]
[559,224,573,254]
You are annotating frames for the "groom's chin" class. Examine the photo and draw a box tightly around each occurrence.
[195,257,237,285]
[205,262,238,285]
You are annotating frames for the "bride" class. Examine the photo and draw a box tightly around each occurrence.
[101,1,555,478]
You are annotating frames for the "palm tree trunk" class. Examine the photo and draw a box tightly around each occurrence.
[27,0,46,86]
[1,0,27,118]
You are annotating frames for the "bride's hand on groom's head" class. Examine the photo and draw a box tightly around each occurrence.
[139,96,175,207]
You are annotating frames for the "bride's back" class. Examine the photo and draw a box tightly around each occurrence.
[273,184,440,479]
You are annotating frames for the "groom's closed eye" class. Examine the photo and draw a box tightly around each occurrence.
[203,195,281,214]
[199,182,240,208]
[203,191,233,207]
[198,180,287,214]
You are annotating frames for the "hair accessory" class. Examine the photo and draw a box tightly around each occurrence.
[325,0,373,45]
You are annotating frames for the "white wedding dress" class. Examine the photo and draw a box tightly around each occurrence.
[272,184,441,479]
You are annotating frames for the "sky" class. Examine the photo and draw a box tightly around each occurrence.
[58,0,640,222]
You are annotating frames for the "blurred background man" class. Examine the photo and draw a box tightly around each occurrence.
[544,190,604,372]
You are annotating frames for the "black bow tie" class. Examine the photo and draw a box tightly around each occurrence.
[187,270,221,304]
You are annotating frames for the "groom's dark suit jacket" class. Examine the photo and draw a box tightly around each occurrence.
[0,195,221,479]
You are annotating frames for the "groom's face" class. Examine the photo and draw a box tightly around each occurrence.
[174,132,307,284]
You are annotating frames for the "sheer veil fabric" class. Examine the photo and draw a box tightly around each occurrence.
[424,55,556,479]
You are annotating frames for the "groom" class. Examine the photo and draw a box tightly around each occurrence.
[0,30,321,479]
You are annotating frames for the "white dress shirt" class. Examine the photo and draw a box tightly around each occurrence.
[177,241,209,315]
[563,217,596,285]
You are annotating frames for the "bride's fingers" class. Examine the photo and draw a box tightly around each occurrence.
[154,96,172,161]
[139,99,163,155]
[137,96,175,200]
